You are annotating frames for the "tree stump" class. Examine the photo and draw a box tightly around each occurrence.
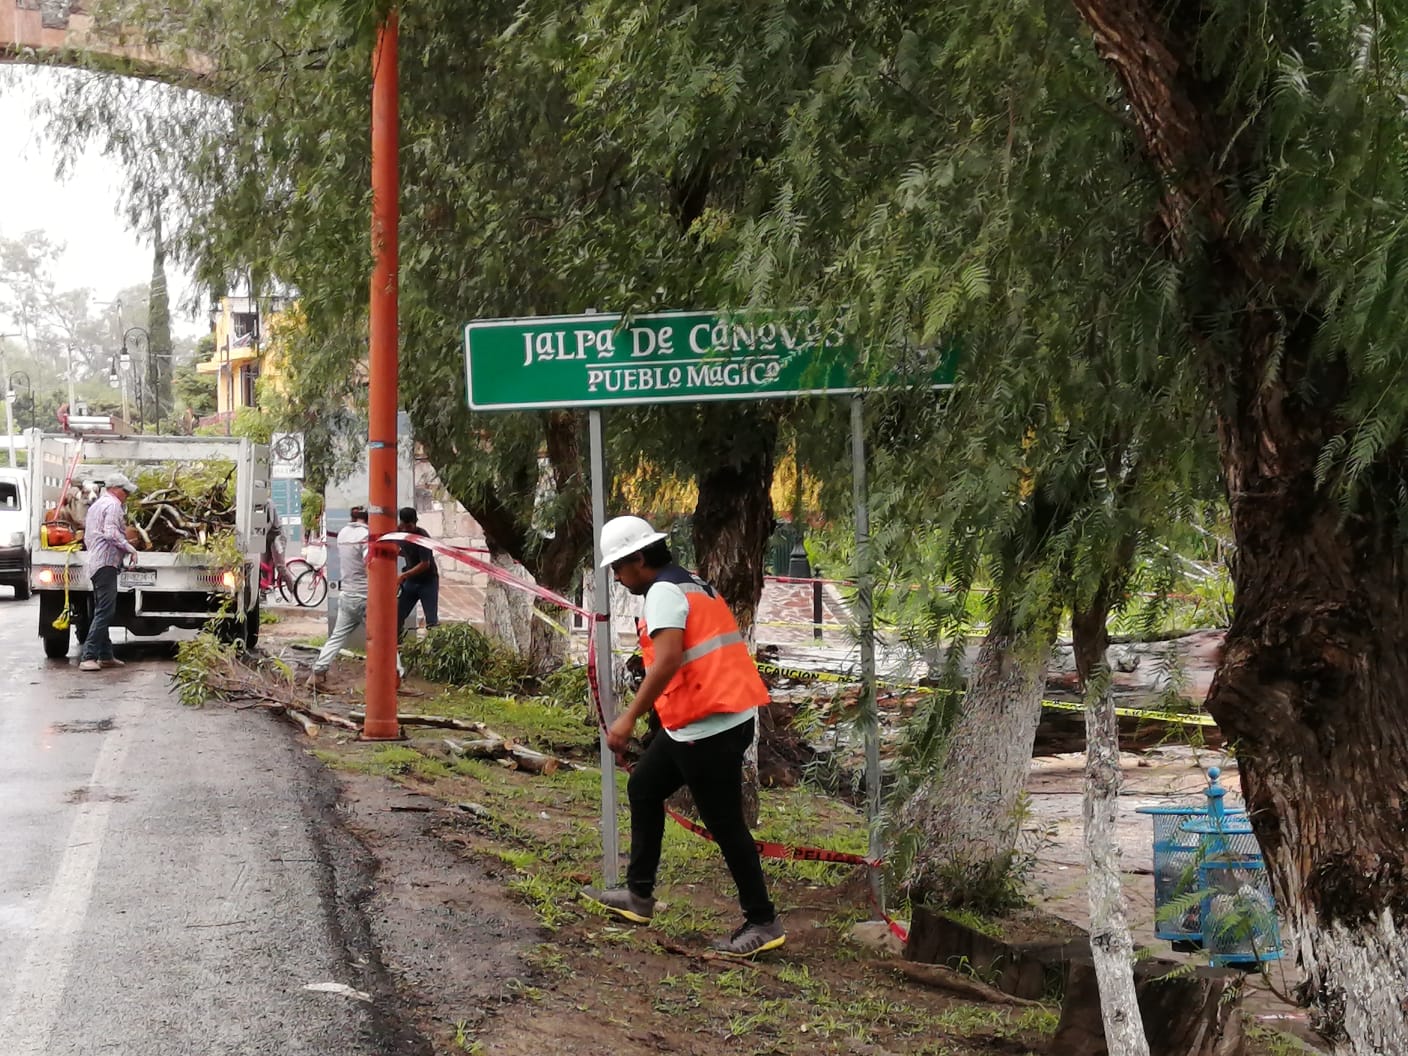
[906,906,1247,1056]
[1052,959,1245,1056]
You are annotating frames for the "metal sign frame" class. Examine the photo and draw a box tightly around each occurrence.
[465,310,949,903]
[464,310,953,411]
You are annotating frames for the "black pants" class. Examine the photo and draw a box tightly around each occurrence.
[626,717,775,925]
[81,565,118,661]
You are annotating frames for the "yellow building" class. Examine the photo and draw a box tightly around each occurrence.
[197,295,292,422]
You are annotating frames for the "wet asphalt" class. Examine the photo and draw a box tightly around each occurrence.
[0,592,425,1055]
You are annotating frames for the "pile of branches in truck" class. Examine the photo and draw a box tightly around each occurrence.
[128,461,239,552]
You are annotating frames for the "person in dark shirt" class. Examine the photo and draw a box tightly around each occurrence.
[396,506,439,639]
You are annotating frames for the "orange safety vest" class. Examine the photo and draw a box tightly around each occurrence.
[637,565,770,731]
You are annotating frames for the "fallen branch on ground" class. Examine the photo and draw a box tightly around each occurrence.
[173,639,361,734]
[297,703,361,731]
[444,735,576,775]
[886,961,1042,1007]
[284,709,320,737]
[350,711,490,734]
[231,695,360,733]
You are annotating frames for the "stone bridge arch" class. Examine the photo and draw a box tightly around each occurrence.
[2,1,209,85]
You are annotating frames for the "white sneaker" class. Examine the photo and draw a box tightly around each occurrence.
[78,659,101,672]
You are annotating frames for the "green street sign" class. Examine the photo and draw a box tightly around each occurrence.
[464,310,954,410]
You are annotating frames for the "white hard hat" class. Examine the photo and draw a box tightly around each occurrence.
[599,515,667,568]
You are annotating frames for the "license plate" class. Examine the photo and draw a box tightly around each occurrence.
[119,570,157,588]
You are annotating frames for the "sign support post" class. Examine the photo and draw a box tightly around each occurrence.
[589,407,621,885]
[851,394,882,907]
[464,309,952,894]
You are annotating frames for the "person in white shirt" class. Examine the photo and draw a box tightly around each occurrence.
[308,507,371,688]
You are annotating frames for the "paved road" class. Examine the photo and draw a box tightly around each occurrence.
[0,594,424,1055]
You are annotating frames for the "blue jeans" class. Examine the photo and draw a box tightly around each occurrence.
[397,577,439,639]
[82,565,119,662]
[313,592,366,673]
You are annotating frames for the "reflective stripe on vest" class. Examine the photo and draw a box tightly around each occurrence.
[637,567,769,730]
[680,630,745,664]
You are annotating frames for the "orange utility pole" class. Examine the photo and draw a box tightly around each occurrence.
[362,10,401,741]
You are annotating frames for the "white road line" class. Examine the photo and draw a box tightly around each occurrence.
[2,694,146,1055]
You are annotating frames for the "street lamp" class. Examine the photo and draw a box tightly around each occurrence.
[122,326,168,432]
[1,332,21,468]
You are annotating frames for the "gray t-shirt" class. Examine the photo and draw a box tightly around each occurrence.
[337,522,370,596]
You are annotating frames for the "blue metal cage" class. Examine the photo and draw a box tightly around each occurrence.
[1136,767,1280,966]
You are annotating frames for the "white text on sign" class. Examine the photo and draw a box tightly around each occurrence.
[521,319,845,367]
[584,361,784,395]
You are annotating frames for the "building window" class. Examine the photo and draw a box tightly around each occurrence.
[233,312,259,343]
[242,364,260,408]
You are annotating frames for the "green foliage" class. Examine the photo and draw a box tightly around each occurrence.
[132,460,237,505]
[300,488,324,535]
[230,406,273,444]
[175,529,243,568]
[532,663,589,712]
[146,213,174,423]
[400,623,533,693]
[506,871,576,930]
[172,631,239,708]
[1244,1024,1305,1056]
[323,744,453,780]
[940,908,1002,939]
[425,688,598,755]
[171,354,217,420]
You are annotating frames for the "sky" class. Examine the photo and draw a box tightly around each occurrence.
[0,67,203,339]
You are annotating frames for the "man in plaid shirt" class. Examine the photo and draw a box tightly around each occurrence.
[80,473,139,671]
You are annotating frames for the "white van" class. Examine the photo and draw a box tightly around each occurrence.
[0,466,29,599]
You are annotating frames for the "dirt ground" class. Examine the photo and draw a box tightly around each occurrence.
[251,612,1313,1056]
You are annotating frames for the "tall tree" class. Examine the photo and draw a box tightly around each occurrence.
[1058,6,1408,1050]
[1072,531,1148,1056]
[699,3,1408,1047]
[146,210,174,427]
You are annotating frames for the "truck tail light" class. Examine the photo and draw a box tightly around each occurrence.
[220,571,237,589]
[37,568,56,586]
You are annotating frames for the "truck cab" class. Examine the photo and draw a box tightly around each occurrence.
[0,466,29,599]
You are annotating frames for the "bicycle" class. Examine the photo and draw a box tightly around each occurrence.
[259,556,300,605]
[292,562,328,607]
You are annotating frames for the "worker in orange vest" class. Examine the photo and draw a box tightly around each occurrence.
[582,515,784,958]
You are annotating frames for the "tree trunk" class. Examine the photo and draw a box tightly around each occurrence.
[424,409,592,600]
[897,613,1055,907]
[691,405,777,641]
[527,602,570,677]
[482,546,532,657]
[678,405,779,829]
[1073,575,1150,1056]
[1071,3,1408,1047]
[146,209,173,426]
[1209,422,1408,1053]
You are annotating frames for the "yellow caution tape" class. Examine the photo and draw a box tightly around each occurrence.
[756,661,858,684]
[1036,699,1218,727]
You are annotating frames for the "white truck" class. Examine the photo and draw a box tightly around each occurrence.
[0,465,29,599]
[26,430,272,659]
